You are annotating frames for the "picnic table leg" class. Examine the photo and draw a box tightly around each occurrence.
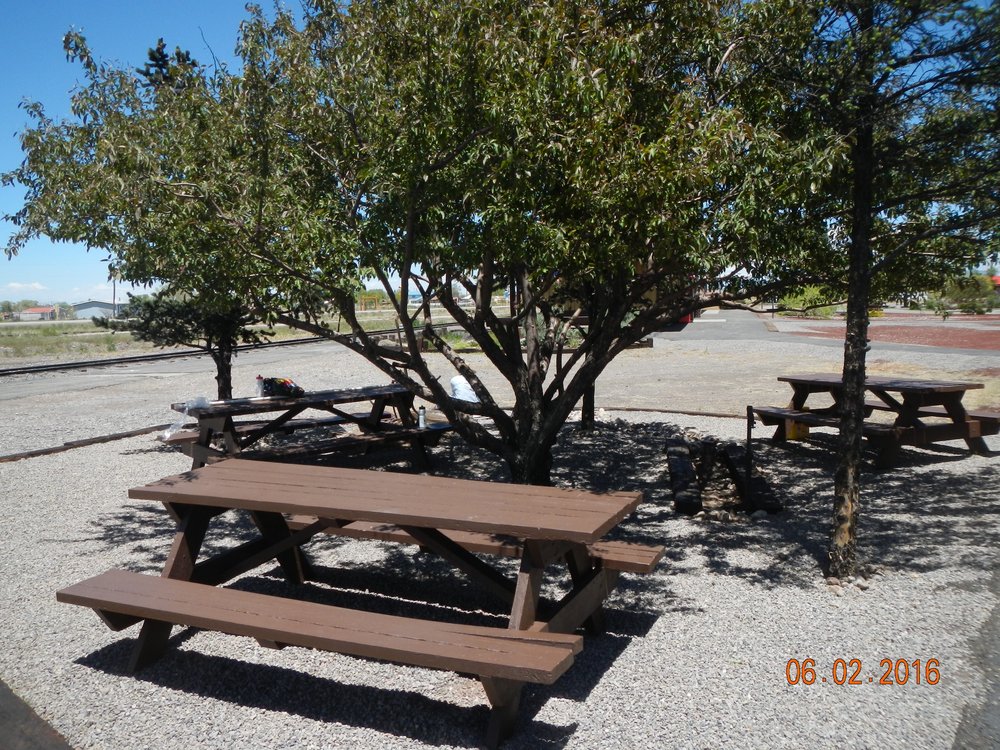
[250,511,311,584]
[564,545,605,635]
[188,416,235,469]
[774,385,812,440]
[407,436,432,471]
[871,435,902,470]
[128,505,214,672]
[939,393,990,455]
[392,392,417,426]
[509,541,547,630]
[481,677,524,750]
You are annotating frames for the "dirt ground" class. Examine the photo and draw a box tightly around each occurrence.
[776,311,1000,351]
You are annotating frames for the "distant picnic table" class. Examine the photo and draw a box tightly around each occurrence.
[754,373,998,468]
[166,384,450,469]
[57,459,664,747]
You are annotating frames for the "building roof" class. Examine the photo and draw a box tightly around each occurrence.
[21,306,56,314]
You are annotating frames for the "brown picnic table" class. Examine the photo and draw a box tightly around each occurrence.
[167,383,448,469]
[754,372,998,468]
[56,459,663,747]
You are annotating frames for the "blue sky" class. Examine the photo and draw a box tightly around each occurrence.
[0,1,255,305]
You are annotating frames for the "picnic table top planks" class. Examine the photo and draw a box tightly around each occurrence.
[129,459,644,544]
[777,373,984,394]
[170,384,412,419]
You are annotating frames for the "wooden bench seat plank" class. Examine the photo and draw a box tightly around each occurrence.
[752,407,899,436]
[285,517,664,574]
[911,405,1000,427]
[754,405,993,442]
[129,460,644,544]
[163,412,385,445]
[248,422,453,459]
[859,400,998,426]
[57,569,581,684]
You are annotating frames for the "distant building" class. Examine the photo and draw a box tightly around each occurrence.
[72,300,122,319]
[19,305,57,321]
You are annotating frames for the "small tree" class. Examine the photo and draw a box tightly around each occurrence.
[95,291,271,399]
[794,0,1000,576]
[940,275,996,314]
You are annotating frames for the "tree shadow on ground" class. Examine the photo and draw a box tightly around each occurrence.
[434,420,1000,589]
[738,431,1000,579]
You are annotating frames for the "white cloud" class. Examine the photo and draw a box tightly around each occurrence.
[5,281,47,291]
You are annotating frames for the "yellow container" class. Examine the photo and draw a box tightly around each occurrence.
[786,420,810,440]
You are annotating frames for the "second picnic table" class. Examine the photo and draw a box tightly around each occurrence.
[754,372,998,467]
[167,383,448,469]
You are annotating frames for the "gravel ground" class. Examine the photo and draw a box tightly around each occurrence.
[1,332,999,749]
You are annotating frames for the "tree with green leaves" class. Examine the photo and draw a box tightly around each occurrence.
[5,0,841,484]
[788,0,1000,576]
[232,0,843,484]
[4,32,279,389]
[95,291,271,399]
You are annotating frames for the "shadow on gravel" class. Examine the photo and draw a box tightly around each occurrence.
[76,639,576,749]
[436,420,1000,588]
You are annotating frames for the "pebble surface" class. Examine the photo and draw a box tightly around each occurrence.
[1,333,998,749]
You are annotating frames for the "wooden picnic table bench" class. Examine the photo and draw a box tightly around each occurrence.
[284,516,665,574]
[754,373,996,468]
[57,459,662,747]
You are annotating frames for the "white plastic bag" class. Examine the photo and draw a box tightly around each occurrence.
[161,396,210,441]
[450,375,479,403]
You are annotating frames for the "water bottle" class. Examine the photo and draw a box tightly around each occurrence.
[255,374,264,397]
[418,405,427,429]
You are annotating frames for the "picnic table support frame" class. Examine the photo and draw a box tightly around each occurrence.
[127,504,316,672]
[61,460,653,749]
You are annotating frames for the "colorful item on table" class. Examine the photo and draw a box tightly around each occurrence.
[262,377,305,398]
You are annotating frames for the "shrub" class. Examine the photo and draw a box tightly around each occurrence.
[778,286,840,318]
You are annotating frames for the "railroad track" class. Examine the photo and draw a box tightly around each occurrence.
[0,319,480,377]
[0,331,397,378]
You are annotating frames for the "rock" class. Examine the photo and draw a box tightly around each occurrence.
[830,585,844,597]
[750,509,768,520]
[856,580,870,591]
[826,577,841,586]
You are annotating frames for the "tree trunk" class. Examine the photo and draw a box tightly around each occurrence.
[581,385,596,431]
[830,1,876,579]
[212,347,234,400]
[509,445,555,486]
